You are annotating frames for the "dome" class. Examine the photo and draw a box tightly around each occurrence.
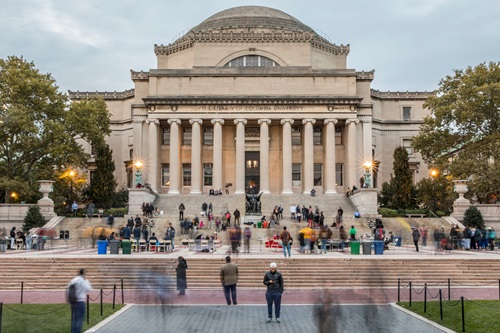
[190,6,315,34]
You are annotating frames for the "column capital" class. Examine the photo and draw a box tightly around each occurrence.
[234,118,247,125]
[324,119,338,125]
[211,118,225,125]
[167,118,181,125]
[258,118,272,125]
[302,119,316,125]
[345,119,360,125]
[145,119,159,125]
[189,118,203,125]
[280,119,294,125]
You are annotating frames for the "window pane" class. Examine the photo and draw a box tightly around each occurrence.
[162,164,170,186]
[314,163,322,186]
[313,127,322,145]
[223,55,279,67]
[292,127,301,146]
[335,127,343,145]
[246,55,259,66]
[182,164,191,186]
[403,107,411,121]
[292,163,301,181]
[163,128,170,145]
[336,163,343,186]
[183,128,192,145]
[403,139,413,155]
[203,128,213,145]
[203,164,213,186]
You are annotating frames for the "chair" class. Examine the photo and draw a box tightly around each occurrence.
[138,239,147,252]
[16,238,24,250]
[149,240,157,252]
[164,240,172,252]
[156,240,166,252]
[188,239,196,251]
[181,239,189,248]
[131,239,138,252]
[201,239,209,251]
[212,239,221,252]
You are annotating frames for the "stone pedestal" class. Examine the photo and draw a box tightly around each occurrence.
[128,188,157,215]
[349,189,379,217]
[37,180,56,220]
[451,180,470,222]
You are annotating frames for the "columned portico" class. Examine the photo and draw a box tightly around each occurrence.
[346,119,359,190]
[234,119,247,194]
[146,119,159,192]
[190,119,203,194]
[168,119,181,194]
[324,119,338,194]
[211,119,225,192]
[258,118,271,194]
[302,119,316,193]
[281,119,294,194]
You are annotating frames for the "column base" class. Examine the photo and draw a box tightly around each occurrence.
[324,190,338,194]
[234,190,245,195]
[281,190,293,195]
[168,190,180,195]
[190,190,202,194]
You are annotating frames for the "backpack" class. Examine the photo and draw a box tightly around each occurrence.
[67,283,77,303]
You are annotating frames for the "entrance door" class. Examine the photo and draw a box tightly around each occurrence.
[245,152,260,194]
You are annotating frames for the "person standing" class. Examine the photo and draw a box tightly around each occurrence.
[420,226,428,247]
[166,223,176,251]
[176,256,188,295]
[349,225,357,240]
[243,226,252,253]
[280,226,292,257]
[67,269,92,333]
[412,226,421,252]
[178,203,185,221]
[337,207,343,224]
[233,208,241,226]
[71,201,78,217]
[263,262,284,323]
[9,226,16,250]
[220,256,238,305]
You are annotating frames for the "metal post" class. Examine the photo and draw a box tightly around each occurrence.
[121,279,124,304]
[398,278,400,303]
[409,282,412,307]
[20,282,23,304]
[100,289,103,316]
[87,294,90,324]
[439,289,443,321]
[424,283,427,313]
[448,278,451,301]
[461,296,465,332]
[113,284,116,309]
[0,302,3,333]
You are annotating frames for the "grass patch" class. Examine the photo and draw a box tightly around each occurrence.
[1,303,124,333]
[399,300,500,332]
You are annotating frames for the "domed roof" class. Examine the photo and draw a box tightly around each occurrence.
[190,6,315,34]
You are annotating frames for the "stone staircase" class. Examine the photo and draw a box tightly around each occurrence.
[0,257,499,291]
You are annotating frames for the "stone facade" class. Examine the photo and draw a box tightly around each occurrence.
[69,6,433,196]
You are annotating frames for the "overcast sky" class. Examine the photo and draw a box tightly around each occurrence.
[1,0,498,94]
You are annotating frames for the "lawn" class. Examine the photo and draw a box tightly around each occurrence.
[0,303,124,333]
[398,300,500,333]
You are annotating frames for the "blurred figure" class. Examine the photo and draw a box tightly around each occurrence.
[411,226,421,252]
[243,226,251,253]
[420,225,428,246]
[176,256,188,295]
[67,269,92,333]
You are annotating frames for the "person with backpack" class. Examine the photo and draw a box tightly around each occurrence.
[412,226,421,252]
[67,269,92,333]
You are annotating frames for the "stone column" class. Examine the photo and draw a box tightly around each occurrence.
[168,119,181,195]
[324,119,338,194]
[146,119,159,192]
[258,119,271,194]
[302,119,316,194]
[211,119,225,192]
[281,119,294,194]
[362,119,373,186]
[346,119,359,190]
[234,119,247,194]
[189,119,203,194]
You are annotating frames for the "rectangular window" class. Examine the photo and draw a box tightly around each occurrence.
[336,163,344,186]
[182,164,191,186]
[335,127,343,145]
[183,128,192,146]
[403,107,411,121]
[162,128,170,145]
[291,127,301,146]
[292,163,301,185]
[129,149,133,160]
[403,139,413,155]
[314,163,323,186]
[161,164,170,186]
[313,127,322,145]
[203,128,213,146]
[203,164,213,186]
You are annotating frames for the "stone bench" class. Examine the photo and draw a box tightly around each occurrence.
[405,214,426,218]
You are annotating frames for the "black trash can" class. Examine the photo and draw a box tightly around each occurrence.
[59,230,65,239]
[362,241,372,255]
[64,230,70,239]
[109,240,120,254]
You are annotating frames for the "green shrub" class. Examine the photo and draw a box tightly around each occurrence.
[378,208,399,217]
[105,207,128,217]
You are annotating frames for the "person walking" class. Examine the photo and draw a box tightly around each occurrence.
[420,226,428,246]
[263,262,284,323]
[280,226,292,257]
[67,269,92,333]
[412,226,421,252]
[220,256,238,305]
[176,256,188,295]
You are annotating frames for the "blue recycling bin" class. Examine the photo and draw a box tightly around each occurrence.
[394,236,402,247]
[374,240,384,255]
[97,240,108,255]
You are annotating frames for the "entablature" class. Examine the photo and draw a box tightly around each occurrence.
[68,89,135,101]
[370,89,434,100]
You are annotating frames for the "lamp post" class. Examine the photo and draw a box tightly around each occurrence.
[134,161,143,187]
[363,161,372,188]
[10,192,16,204]
[69,170,75,202]
[430,169,438,213]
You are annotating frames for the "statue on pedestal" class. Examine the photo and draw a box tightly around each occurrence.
[246,192,263,214]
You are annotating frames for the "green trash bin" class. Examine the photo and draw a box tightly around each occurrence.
[257,222,262,228]
[350,241,360,255]
[121,240,132,255]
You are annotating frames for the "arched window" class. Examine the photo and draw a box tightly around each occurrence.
[224,55,280,67]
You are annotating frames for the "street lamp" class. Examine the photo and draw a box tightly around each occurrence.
[430,169,438,213]
[134,160,143,187]
[363,161,372,188]
[10,192,16,204]
[69,170,75,202]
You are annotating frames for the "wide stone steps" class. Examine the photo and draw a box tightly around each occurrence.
[0,257,498,291]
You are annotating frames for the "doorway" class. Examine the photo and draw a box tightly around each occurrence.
[245,151,260,194]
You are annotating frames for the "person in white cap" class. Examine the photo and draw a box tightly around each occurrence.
[263,262,284,323]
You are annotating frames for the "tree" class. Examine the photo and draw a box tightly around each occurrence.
[463,205,485,229]
[378,181,394,208]
[22,205,46,232]
[0,56,111,202]
[391,147,414,209]
[415,175,455,213]
[413,62,500,203]
[86,143,117,209]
